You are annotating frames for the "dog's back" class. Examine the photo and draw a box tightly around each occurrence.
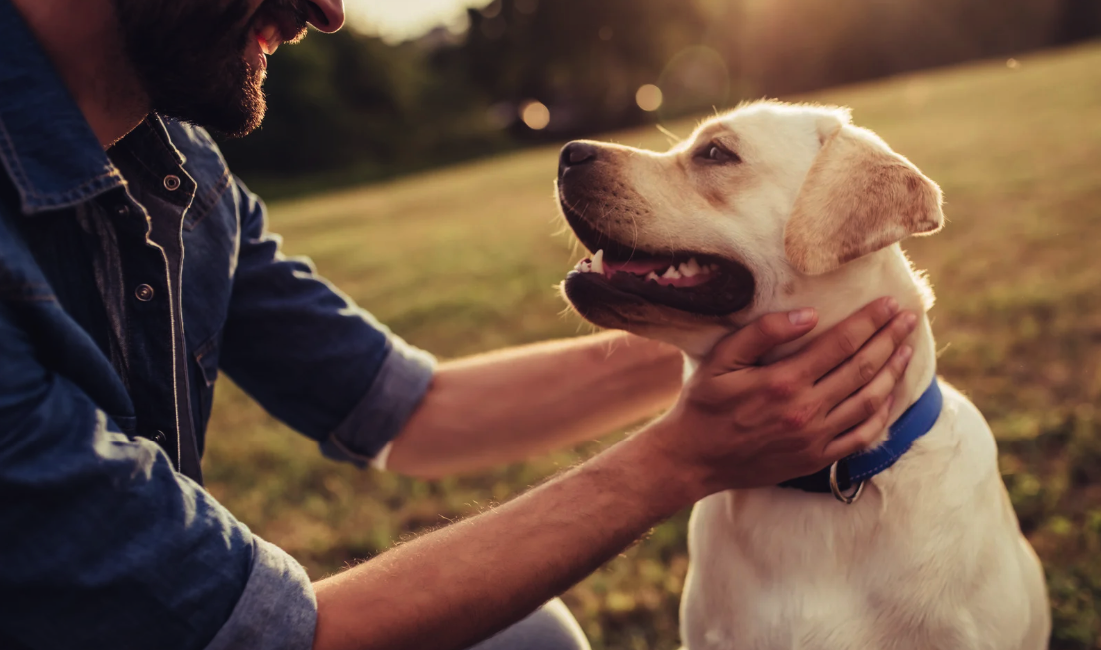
[679,381,1050,650]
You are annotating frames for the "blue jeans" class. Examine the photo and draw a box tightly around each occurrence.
[468,599,590,650]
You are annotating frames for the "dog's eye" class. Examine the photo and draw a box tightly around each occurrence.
[697,142,740,164]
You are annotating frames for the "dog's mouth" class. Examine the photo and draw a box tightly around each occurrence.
[562,204,755,317]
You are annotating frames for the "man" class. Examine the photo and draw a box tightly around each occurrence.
[0,0,917,648]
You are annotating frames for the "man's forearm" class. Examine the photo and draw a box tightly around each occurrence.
[387,332,683,478]
[313,431,697,650]
[314,301,914,650]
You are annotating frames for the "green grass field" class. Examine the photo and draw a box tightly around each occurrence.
[205,42,1101,649]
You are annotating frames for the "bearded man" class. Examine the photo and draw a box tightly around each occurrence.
[0,1,917,648]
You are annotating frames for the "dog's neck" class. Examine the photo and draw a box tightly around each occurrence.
[686,245,937,439]
[789,247,937,430]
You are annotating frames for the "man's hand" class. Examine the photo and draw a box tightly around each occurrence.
[637,297,917,498]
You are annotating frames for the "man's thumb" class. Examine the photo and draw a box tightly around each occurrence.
[709,308,818,373]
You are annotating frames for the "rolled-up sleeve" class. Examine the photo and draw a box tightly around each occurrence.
[219,178,435,466]
[203,538,316,650]
[0,304,316,650]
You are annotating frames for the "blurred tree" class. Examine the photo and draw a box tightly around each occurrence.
[1055,0,1101,44]
[218,29,506,187]
[219,0,1098,196]
[454,0,709,137]
[711,0,1064,96]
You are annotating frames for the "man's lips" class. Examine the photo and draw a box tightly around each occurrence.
[256,23,282,55]
[251,1,311,57]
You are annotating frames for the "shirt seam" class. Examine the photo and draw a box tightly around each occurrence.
[0,113,34,200]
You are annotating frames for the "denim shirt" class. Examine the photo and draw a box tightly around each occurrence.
[0,2,436,648]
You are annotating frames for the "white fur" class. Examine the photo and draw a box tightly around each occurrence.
[559,101,1050,649]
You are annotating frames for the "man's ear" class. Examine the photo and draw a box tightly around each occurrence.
[784,121,944,276]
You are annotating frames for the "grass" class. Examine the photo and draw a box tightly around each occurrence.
[204,42,1101,649]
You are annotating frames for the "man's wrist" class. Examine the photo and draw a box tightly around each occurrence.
[596,422,709,519]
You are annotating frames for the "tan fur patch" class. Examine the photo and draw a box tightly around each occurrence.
[784,125,944,276]
[703,185,728,209]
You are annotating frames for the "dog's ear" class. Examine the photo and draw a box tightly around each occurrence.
[784,114,944,276]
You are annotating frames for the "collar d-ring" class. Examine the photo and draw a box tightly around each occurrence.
[829,461,865,504]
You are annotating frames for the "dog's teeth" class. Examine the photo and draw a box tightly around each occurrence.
[680,262,697,277]
[646,271,659,282]
[591,249,605,275]
[662,266,682,279]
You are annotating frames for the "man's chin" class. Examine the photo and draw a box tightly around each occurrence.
[155,73,266,139]
[207,97,266,139]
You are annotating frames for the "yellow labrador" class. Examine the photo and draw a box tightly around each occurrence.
[556,101,1050,650]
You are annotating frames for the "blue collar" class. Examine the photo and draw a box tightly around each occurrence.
[779,378,943,497]
[0,0,125,215]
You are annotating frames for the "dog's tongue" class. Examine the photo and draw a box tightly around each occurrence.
[581,250,669,276]
[604,259,670,274]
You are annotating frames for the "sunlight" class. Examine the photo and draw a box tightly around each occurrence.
[346,0,491,41]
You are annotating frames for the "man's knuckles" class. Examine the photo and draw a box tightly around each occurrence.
[762,373,800,401]
[862,392,886,417]
[836,329,864,358]
[778,401,819,432]
[856,356,879,383]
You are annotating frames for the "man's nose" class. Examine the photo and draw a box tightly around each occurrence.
[305,0,345,33]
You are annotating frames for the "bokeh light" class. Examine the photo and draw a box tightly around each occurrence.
[521,100,551,130]
[636,84,664,112]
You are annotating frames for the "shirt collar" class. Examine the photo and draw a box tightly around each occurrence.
[0,0,125,215]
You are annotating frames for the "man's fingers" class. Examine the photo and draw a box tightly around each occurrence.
[709,308,819,374]
[816,311,918,407]
[823,344,910,432]
[791,297,902,381]
[821,395,895,462]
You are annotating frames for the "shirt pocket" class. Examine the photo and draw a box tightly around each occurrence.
[176,121,235,233]
[180,172,238,354]
[192,333,222,432]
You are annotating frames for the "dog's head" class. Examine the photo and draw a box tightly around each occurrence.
[557,101,943,356]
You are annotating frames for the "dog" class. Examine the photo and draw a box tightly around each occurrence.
[555,101,1050,650]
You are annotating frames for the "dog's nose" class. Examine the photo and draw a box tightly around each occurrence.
[560,142,598,174]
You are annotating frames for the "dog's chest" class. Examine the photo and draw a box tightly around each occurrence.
[678,400,1033,650]
[680,488,924,650]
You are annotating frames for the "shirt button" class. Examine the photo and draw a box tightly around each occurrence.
[163,175,182,191]
[151,430,168,445]
[134,284,155,302]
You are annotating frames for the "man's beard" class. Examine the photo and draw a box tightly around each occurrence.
[112,0,308,138]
